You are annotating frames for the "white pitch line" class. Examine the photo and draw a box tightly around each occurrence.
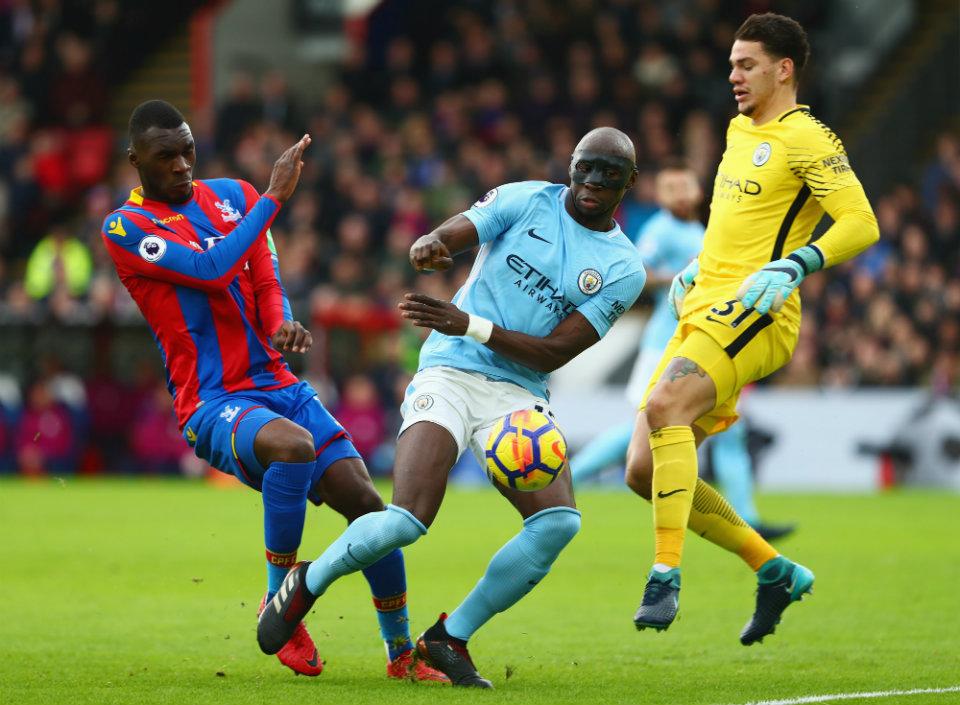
[725,685,960,705]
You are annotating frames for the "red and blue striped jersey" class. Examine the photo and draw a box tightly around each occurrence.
[101,178,298,428]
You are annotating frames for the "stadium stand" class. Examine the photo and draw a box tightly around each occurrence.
[0,0,956,474]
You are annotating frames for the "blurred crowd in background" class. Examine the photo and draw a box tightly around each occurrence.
[0,0,957,475]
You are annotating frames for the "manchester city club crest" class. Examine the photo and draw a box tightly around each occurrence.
[578,268,602,295]
[413,394,434,412]
[752,141,772,166]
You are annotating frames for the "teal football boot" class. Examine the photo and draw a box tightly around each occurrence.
[740,556,814,645]
[634,567,681,631]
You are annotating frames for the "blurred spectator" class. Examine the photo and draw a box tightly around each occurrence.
[216,70,262,155]
[23,222,92,299]
[128,381,192,475]
[47,33,106,127]
[0,0,957,476]
[334,373,387,466]
[14,379,76,476]
[0,373,23,473]
[84,359,133,472]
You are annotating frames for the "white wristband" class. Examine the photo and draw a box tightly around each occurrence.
[465,314,494,344]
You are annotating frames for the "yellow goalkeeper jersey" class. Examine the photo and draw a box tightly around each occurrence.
[685,106,864,321]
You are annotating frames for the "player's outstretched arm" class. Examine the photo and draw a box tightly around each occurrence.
[408,215,480,272]
[103,135,312,292]
[398,293,599,373]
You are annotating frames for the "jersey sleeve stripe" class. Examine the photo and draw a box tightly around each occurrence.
[723,313,774,357]
[771,185,811,261]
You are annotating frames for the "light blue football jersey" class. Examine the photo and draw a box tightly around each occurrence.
[418,181,646,398]
[634,209,704,351]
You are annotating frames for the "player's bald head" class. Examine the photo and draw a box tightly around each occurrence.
[569,127,638,194]
[573,127,636,165]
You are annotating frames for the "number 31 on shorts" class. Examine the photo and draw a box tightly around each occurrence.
[705,299,756,329]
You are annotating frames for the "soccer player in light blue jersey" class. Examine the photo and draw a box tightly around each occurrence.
[258,127,646,687]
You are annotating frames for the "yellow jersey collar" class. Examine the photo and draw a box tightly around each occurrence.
[734,105,810,132]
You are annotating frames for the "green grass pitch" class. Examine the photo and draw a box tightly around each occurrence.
[2,479,958,705]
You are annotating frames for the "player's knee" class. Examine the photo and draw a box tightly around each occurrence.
[383,504,428,546]
[643,391,673,430]
[624,455,652,500]
[645,388,700,430]
[527,507,581,556]
[269,426,316,465]
[551,509,581,547]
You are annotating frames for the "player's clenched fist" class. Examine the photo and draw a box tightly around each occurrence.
[271,320,312,354]
[265,134,311,203]
[409,234,454,272]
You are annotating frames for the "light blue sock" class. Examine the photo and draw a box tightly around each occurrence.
[571,421,634,484]
[304,504,426,597]
[444,507,581,641]
[710,424,761,526]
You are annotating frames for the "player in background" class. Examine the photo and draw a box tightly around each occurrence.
[624,14,878,642]
[101,100,447,683]
[572,161,794,540]
[258,127,647,687]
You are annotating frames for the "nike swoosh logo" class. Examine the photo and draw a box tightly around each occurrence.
[527,228,550,243]
[306,651,319,668]
[657,489,688,498]
[346,543,362,564]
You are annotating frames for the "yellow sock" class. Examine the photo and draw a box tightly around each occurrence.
[687,478,777,571]
[650,426,698,567]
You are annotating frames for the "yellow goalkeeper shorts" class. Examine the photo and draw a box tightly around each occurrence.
[640,297,799,435]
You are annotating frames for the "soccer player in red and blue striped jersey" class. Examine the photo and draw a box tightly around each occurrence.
[102,100,447,683]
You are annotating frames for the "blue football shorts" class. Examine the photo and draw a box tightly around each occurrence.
[182,381,360,504]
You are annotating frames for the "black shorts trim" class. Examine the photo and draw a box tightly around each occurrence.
[723,314,774,358]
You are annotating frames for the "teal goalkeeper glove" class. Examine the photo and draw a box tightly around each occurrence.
[668,258,699,320]
[736,245,824,315]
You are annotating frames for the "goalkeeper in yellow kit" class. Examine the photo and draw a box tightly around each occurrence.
[625,13,879,644]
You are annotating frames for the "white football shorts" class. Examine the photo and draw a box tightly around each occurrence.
[399,366,555,464]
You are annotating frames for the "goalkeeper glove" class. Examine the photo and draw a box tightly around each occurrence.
[736,245,824,315]
[668,258,699,320]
